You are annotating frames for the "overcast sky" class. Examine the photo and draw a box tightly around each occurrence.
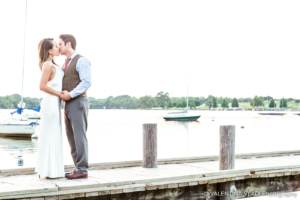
[0,0,300,99]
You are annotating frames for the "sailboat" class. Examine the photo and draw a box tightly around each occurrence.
[163,63,201,121]
[0,0,39,137]
[0,102,39,137]
[21,106,41,119]
[163,107,201,121]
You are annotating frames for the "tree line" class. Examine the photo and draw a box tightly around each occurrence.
[0,94,41,109]
[0,93,298,109]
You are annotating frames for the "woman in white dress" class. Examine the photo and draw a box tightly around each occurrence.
[35,38,65,178]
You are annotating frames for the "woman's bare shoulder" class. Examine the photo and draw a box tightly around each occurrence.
[42,62,53,70]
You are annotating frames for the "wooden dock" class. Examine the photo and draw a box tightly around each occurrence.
[1,124,299,200]
[1,150,300,200]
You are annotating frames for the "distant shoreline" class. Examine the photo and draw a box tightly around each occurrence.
[1,94,299,110]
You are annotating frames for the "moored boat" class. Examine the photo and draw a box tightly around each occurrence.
[163,63,200,121]
[258,113,286,116]
[163,114,201,121]
[0,116,38,137]
[163,108,201,121]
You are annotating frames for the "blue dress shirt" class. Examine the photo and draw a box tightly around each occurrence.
[65,52,92,98]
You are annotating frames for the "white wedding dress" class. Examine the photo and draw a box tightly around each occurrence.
[35,61,65,178]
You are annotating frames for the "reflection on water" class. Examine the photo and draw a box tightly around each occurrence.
[0,136,38,168]
[175,121,189,129]
[18,155,23,166]
[174,121,189,155]
[1,109,300,169]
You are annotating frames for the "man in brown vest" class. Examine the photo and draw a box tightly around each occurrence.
[58,34,91,179]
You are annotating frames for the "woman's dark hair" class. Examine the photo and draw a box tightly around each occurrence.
[38,38,58,70]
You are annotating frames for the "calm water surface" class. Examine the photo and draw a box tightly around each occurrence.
[0,109,300,169]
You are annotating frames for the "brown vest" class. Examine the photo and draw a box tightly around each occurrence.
[62,54,87,101]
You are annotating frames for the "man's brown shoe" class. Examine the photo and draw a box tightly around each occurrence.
[65,169,76,178]
[65,172,72,178]
[65,171,88,179]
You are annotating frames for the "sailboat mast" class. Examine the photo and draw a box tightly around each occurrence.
[21,0,28,108]
[186,62,188,109]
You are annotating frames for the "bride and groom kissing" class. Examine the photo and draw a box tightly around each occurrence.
[35,34,91,179]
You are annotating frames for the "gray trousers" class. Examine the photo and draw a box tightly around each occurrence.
[64,96,89,174]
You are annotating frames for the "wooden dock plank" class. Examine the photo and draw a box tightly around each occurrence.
[2,150,300,177]
[0,184,57,197]
[1,154,300,199]
[55,179,100,191]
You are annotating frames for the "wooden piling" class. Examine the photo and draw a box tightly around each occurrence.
[219,125,236,200]
[143,124,157,168]
[219,125,235,170]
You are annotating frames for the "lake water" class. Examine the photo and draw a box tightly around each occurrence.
[0,109,300,169]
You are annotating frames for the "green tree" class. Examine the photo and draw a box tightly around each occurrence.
[218,97,223,104]
[221,99,229,108]
[113,95,135,105]
[190,102,196,109]
[206,100,212,109]
[0,94,41,109]
[168,101,173,108]
[194,97,201,106]
[269,99,276,108]
[250,95,264,107]
[212,97,218,108]
[188,100,195,107]
[232,98,239,107]
[181,101,187,108]
[139,95,156,109]
[176,102,182,108]
[251,96,258,107]
[284,99,287,107]
[88,97,100,106]
[259,96,264,107]
[155,91,171,108]
[206,95,213,105]
[105,96,114,107]
[23,97,41,108]
[279,98,287,108]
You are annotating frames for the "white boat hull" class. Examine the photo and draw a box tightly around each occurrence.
[22,113,41,119]
[0,124,36,137]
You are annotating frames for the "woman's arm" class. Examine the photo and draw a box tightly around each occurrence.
[39,62,61,97]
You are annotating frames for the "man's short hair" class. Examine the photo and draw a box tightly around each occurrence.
[59,34,77,50]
